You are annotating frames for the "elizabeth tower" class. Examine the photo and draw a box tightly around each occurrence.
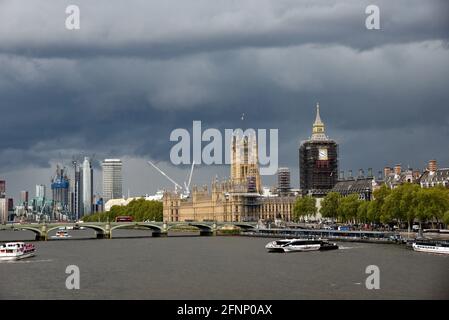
[299,103,338,195]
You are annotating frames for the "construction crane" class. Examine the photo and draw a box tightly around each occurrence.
[184,161,195,197]
[38,202,48,223]
[147,160,195,198]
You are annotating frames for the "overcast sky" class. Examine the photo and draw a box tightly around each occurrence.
[0,0,448,202]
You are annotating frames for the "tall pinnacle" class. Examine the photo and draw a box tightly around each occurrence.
[314,102,323,125]
[311,102,327,140]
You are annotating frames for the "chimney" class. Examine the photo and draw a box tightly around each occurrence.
[394,164,402,176]
[384,167,392,177]
[367,168,373,178]
[428,160,437,172]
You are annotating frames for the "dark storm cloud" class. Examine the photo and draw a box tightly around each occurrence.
[0,0,448,198]
[0,0,448,58]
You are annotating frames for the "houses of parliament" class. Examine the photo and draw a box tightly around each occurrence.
[163,104,339,223]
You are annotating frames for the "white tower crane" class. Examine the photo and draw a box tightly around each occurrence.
[147,160,195,198]
[183,161,195,197]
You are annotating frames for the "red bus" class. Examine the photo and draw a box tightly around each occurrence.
[115,216,133,222]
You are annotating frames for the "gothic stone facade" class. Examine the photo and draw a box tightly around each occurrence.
[163,131,296,222]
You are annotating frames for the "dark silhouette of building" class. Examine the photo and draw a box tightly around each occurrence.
[277,167,291,195]
[299,103,338,196]
[71,160,83,220]
[0,180,5,198]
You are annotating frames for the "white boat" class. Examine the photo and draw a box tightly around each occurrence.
[265,239,295,252]
[412,241,449,255]
[265,238,339,253]
[51,230,72,239]
[0,242,36,261]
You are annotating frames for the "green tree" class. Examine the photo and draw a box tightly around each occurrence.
[443,211,449,227]
[320,192,341,221]
[381,184,420,230]
[293,196,317,222]
[415,186,449,229]
[83,199,163,222]
[367,185,391,224]
[337,194,361,223]
[357,200,370,224]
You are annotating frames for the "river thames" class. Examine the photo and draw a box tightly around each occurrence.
[0,229,448,299]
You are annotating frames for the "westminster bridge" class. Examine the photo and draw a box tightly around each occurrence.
[0,221,258,241]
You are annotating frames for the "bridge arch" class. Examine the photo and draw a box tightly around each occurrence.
[47,225,107,239]
[167,222,216,236]
[230,223,256,230]
[166,223,213,232]
[110,223,164,238]
[110,223,163,232]
[14,226,42,240]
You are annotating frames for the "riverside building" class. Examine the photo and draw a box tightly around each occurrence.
[163,131,297,223]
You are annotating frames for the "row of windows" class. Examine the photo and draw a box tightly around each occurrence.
[421,181,449,187]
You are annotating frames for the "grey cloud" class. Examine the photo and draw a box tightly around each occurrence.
[0,0,448,58]
[0,0,448,200]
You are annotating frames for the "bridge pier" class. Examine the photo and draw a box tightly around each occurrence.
[152,231,168,237]
[152,222,169,237]
[199,230,216,236]
[96,232,111,239]
[36,233,47,241]
[38,225,48,241]
[103,222,111,239]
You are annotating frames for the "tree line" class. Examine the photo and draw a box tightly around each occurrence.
[293,184,449,230]
[83,198,163,222]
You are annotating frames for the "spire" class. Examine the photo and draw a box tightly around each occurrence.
[314,103,323,125]
[311,102,327,140]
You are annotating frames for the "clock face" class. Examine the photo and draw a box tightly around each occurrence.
[318,148,328,160]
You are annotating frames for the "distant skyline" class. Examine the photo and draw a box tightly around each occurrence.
[1,0,448,202]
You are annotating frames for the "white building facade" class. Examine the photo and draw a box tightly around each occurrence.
[102,159,123,203]
[82,157,93,216]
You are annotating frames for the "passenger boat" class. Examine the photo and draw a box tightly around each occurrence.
[412,241,449,255]
[51,230,72,239]
[265,239,294,252]
[0,242,36,261]
[265,238,339,253]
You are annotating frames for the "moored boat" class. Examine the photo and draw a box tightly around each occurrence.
[0,242,36,261]
[412,241,449,255]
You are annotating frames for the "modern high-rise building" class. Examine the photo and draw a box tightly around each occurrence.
[0,180,5,198]
[0,198,7,224]
[20,190,29,205]
[71,160,83,220]
[277,167,291,195]
[102,159,123,203]
[36,184,46,198]
[51,165,70,218]
[299,103,338,195]
[7,198,14,211]
[82,157,93,216]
